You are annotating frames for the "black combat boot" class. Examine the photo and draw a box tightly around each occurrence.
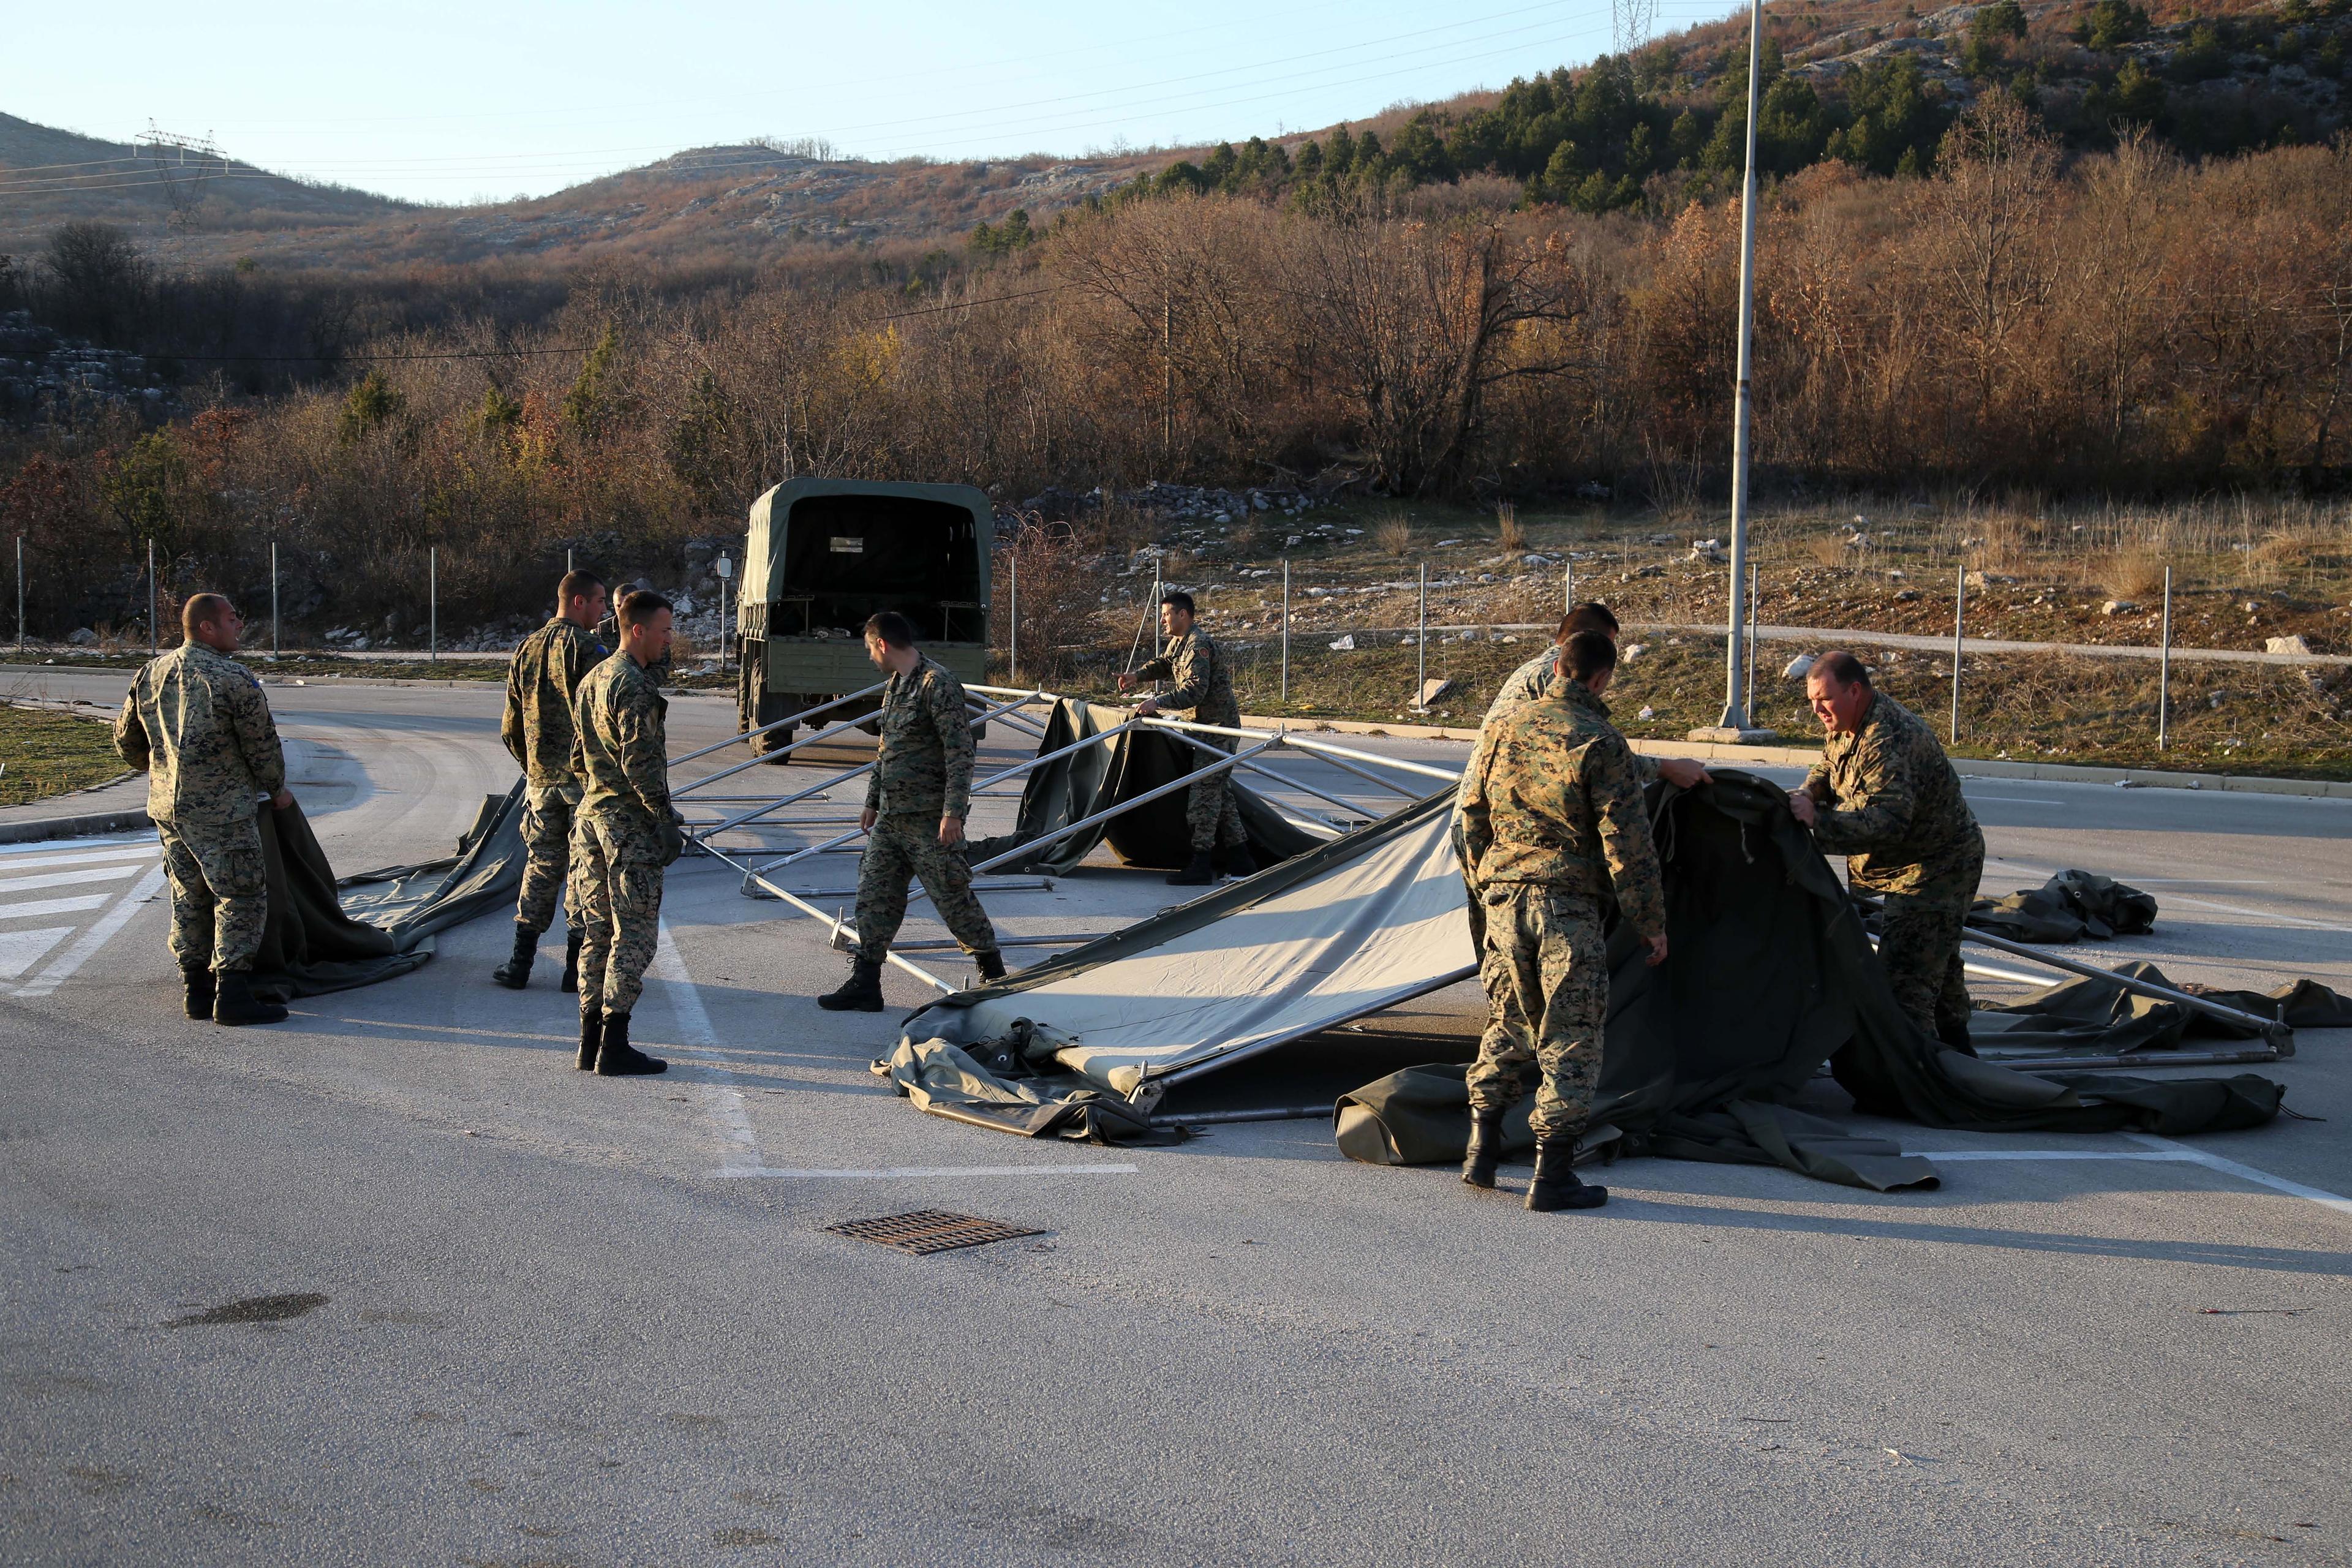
[491,924,538,989]
[576,1009,601,1071]
[816,959,885,1012]
[1936,1016,1978,1057]
[1461,1105,1506,1189]
[559,927,584,995]
[593,1011,668,1077]
[1167,851,1216,886]
[1219,842,1258,878]
[182,967,217,1021]
[213,969,288,1027]
[974,950,1008,983]
[1525,1136,1607,1213]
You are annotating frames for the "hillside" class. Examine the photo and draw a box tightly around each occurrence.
[2,0,2339,273]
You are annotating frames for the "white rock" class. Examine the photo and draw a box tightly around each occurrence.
[1784,654,1815,680]
[1638,706,1656,720]
[2266,633,2314,656]
[2101,600,2138,616]
[1621,643,1648,662]
[1327,635,1355,651]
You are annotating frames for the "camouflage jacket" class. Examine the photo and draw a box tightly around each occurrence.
[571,652,672,828]
[1802,690,1984,894]
[501,617,606,792]
[1455,679,1668,938]
[1133,627,1240,728]
[113,641,287,826]
[1482,644,1659,784]
[864,654,975,821]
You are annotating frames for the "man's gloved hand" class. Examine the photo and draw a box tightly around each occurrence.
[658,812,687,866]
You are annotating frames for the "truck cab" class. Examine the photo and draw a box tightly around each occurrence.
[735,478,993,755]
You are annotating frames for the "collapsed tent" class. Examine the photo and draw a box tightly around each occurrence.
[1967,869,2158,944]
[885,772,2290,1190]
[251,782,527,999]
[1972,962,2352,1057]
[968,699,1329,875]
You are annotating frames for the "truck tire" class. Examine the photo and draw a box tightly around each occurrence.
[739,647,797,761]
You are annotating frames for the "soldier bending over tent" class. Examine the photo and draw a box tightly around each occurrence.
[1455,630,1669,1212]
[1119,590,1256,887]
[1788,650,1986,1052]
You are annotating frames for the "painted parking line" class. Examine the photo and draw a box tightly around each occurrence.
[0,864,145,897]
[1913,1140,2352,1220]
[14,863,167,999]
[0,893,113,922]
[2152,894,2352,935]
[711,1165,1140,1180]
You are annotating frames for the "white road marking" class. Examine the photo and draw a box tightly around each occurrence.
[0,864,144,896]
[0,927,75,979]
[711,1165,1140,1180]
[2125,1133,2352,1219]
[2152,894,2352,934]
[0,894,112,921]
[650,918,764,1177]
[0,833,156,858]
[0,846,160,873]
[1964,794,2065,805]
[1913,1140,2352,1220]
[14,864,168,999]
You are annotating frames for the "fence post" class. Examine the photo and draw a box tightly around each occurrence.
[1745,559,1758,713]
[2158,565,2172,751]
[429,546,438,663]
[1415,562,1428,710]
[1280,557,1290,705]
[1564,553,1573,615]
[148,538,156,658]
[271,541,279,660]
[15,535,21,653]
[1008,553,1019,685]
[1152,554,1163,660]
[1950,565,1966,744]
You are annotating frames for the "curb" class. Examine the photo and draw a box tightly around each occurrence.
[0,807,153,845]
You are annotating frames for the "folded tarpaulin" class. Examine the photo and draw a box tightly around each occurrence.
[963,698,1331,875]
[1967,869,2158,944]
[1971,960,2352,1056]
[889,772,2288,1190]
[251,781,529,999]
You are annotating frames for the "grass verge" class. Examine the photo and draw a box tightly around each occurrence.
[0,706,130,807]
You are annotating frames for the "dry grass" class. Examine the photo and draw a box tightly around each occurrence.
[1374,512,1414,557]
[0,705,128,806]
[1496,502,1526,552]
[2092,545,2169,600]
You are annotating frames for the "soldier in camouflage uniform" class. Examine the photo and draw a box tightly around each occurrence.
[1118,590,1255,886]
[493,569,608,991]
[1463,603,1706,954]
[1455,630,1670,1212]
[1789,650,1986,1052]
[820,611,1005,1012]
[567,590,683,1077]
[113,594,292,1027]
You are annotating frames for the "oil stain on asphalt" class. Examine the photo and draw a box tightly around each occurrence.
[165,1293,330,1328]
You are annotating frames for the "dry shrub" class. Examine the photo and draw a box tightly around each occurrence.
[995,519,1113,683]
[1375,511,1414,557]
[1804,533,1848,567]
[2095,546,2168,600]
[1496,502,1526,552]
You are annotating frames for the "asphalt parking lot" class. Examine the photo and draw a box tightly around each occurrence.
[4,668,2348,1567]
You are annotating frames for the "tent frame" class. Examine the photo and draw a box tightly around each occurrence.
[668,684,2288,1069]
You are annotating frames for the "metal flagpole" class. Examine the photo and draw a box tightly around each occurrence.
[1713,0,1765,735]
[271,541,279,658]
[1950,565,1966,743]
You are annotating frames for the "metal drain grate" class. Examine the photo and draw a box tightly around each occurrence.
[822,1210,1046,1256]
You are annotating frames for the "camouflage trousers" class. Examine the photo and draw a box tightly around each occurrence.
[854,812,998,963]
[514,783,580,935]
[1183,734,1249,853]
[570,810,666,1018]
[1466,883,1610,1143]
[158,812,268,975]
[1863,843,1984,1049]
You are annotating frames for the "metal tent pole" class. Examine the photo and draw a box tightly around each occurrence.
[1715,0,1765,733]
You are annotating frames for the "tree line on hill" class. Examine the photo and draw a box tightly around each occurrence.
[2,92,2350,643]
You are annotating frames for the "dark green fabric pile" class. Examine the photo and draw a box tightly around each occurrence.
[1972,960,2352,1056]
[965,699,1325,875]
[252,783,526,999]
[1968,869,2158,943]
[1337,773,2288,1192]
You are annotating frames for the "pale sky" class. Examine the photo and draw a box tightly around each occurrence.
[7,1,1738,203]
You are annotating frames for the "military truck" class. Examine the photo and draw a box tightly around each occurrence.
[734,478,993,756]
